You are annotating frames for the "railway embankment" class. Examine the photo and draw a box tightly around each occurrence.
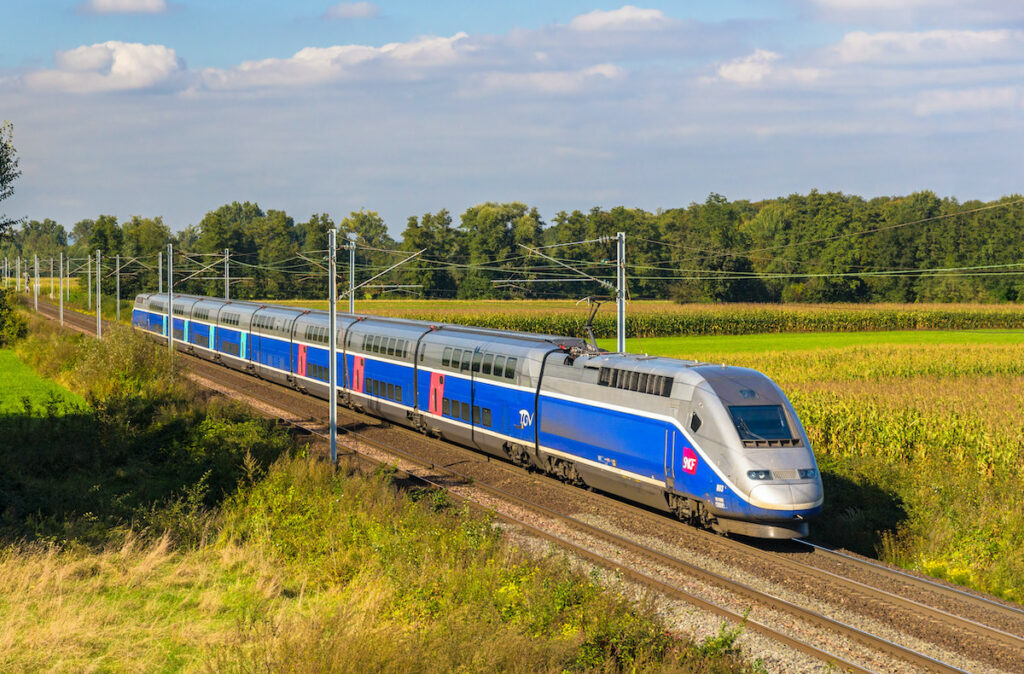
[0,303,760,672]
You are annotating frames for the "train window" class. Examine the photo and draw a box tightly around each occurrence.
[690,413,702,433]
[460,402,471,422]
[363,334,371,350]
[505,358,517,379]
[396,385,402,400]
[383,338,391,356]
[598,367,611,386]
[661,377,673,397]
[387,383,395,400]
[442,347,452,366]
[482,354,493,375]
[459,351,470,371]
[493,356,505,377]
[482,408,492,427]
[370,336,380,353]
[472,352,482,372]
[472,406,480,424]
[729,405,792,441]
[451,349,462,368]
[638,373,648,392]
[442,398,451,416]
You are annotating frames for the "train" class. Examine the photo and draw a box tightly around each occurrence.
[132,292,823,538]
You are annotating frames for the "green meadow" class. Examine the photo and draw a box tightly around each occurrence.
[0,349,84,414]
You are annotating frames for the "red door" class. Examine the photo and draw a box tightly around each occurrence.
[351,356,365,393]
[429,372,445,415]
[297,344,307,377]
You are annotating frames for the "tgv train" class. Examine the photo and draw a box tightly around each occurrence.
[133,292,823,538]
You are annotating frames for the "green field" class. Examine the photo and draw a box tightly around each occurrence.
[598,328,1024,357]
[0,349,83,414]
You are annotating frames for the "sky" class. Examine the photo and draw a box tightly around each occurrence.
[2,0,1022,236]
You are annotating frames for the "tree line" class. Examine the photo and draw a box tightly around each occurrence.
[2,191,1023,303]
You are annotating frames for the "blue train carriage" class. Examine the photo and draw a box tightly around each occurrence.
[344,317,427,426]
[415,327,576,459]
[538,350,823,538]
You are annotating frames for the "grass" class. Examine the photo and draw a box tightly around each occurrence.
[0,349,85,414]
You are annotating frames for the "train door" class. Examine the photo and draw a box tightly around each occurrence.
[470,348,481,450]
[664,429,677,489]
[429,372,444,416]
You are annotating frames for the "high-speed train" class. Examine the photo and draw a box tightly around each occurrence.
[133,292,823,538]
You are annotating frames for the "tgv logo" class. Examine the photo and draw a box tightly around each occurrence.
[682,447,698,475]
[518,409,533,428]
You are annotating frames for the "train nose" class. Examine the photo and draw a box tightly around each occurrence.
[749,480,823,510]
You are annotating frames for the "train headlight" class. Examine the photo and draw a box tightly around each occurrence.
[798,469,817,479]
[747,470,771,480]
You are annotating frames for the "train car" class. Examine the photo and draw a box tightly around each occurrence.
[133,292,823,538]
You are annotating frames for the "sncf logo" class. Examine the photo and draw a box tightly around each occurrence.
[682,447,698,475]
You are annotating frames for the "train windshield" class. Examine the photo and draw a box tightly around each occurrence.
[729,405,792,441]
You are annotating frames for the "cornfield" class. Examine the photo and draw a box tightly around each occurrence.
[275,299,1024,338]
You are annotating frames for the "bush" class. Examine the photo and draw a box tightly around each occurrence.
[0,287,27,346]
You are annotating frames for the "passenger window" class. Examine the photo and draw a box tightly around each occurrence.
[452,349,462,368]
[505,358,517,378]
[493,356,505,376]
[461,351,472,371]
[442,398,450,416]
[472,406,480,424]
[482,354,493,375]
[460,402,471,422]
[442,347,452,367]
[598,367,610,386]
[472,352,482,372]
[386,338,395,356]
[396,385,403,400]
[482,408,492,427]
[363,335,370,350]
[638,373,648,392]
[387,383,395,399]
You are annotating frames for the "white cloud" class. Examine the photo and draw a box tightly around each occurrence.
[713,49,823,86]
[568,5,672,32]
[803,0,1024,26]
[914,86,1022,115]
[78,0,167,14]
[716,49,780,85]
[25,42,184,93]
[324,2,378,20]
[201,33,471,89]
[473,64,624,95]
[836,29,1024,64]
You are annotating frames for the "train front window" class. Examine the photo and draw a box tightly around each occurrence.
[729,405,792,441]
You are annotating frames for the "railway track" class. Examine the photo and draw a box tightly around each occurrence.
[30,298,1024,672]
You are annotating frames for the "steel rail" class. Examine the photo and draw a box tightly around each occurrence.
[797,539,1024,620]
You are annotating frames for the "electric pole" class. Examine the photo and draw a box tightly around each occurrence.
[328,229,338,464]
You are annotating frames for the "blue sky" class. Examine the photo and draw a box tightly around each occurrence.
[2,1,1022,235]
